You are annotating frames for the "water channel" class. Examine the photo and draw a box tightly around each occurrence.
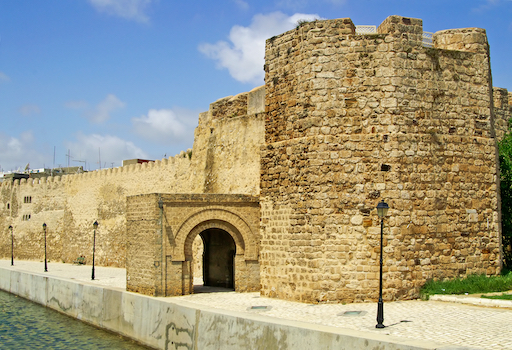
[0,289,151,349]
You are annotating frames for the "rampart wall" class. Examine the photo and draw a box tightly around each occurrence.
[125,193,260,296]
[1,14,511,305]
[494,88,512,140]
[0,87,265,267]
[260,15,508,303]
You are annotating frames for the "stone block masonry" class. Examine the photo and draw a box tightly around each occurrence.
[1,14,510,305]
[0,87,266,271]
[126,193,261,297]
[494,88,512,140]
[261,15,506,303]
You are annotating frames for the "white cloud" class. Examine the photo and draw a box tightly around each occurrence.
[132,108,197,144]
[88,0,154,23]
[0,71,10,82]
[65,100,89,109]
[18,104,41,116]
[199,12,322,85]
[276,0,308,10]
[277,0,346,9]
[233,0,249,10]
[85,94,125,124]
[472,0,507,11]
[65,133,148,169]
[0,131,45,172]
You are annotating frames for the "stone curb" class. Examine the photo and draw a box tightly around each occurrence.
[429,294,512,308]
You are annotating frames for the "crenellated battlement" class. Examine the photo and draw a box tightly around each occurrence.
[200,85,265,126]
[434,28,488,53]
[1,15,509,304]
[1,152,195,189]
[261,15,506,303]
[494,87,512,140]
[377,15,424,40]
[1,77,265,268]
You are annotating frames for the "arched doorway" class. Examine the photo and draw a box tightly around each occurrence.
[126,194,260,297]
[199,228,236,289]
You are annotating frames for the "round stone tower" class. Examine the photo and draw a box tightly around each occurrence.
[260,15,501,303]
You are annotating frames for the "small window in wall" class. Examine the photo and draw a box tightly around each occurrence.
[24,196,32,203]
[7,203,10,210]
[22,214,31,221]
[381,164,391,172]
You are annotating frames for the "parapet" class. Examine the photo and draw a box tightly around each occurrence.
[494,87,511,110]
[434,28,488,53]
[200,85,265,125]
[377,15,423,40]
[247,86,265,115]
[494,87,512,141]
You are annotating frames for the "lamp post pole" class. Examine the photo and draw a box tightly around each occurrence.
[376,199,389,329]
[92,221,98,280]
[43,223,48,272]
[158,198,164,296]
[9,225,13,266]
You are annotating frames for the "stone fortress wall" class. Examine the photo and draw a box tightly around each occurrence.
[494,88,512,140]
[260,15,510,303]
[1,14,511,303]
[0,86,266,268]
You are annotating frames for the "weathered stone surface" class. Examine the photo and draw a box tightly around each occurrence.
[0,87,265,269]
[1,14,509,305]
[261,15,506,304]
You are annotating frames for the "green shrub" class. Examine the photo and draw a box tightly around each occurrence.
[499,132,512,271]
[481,293,512,300]
[420,273,512,299]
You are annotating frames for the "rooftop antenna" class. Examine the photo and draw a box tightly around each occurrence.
[74,159,86,170]
[66,149,72,168]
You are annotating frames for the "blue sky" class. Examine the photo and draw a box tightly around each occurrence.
[0,0,511,172]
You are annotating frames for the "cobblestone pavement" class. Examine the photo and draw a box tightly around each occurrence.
[2,260,512,350]
[0,260,126,289]
[174,291,512,350]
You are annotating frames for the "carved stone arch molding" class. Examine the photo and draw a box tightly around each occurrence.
[173,208,258,262]
[126,193,260,296]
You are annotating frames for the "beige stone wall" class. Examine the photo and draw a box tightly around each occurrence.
[0,88,265,268]
[125,193,163,296]
[0,157,194,267]
[192,235,204,282]
[261,15,502,303]
[0,177,67,263]
[126,193,260,296]
[1,13,508,305]
[195,86,265,194]
[494,87,512,140]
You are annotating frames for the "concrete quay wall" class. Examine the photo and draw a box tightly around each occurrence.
[0,266,451,350]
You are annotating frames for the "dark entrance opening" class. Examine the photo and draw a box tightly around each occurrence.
[200,228,236,289]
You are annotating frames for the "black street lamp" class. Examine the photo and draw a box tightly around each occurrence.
[92,221,98,280]
[9,225,13,266]
[43,223,48,272]
[376,199,389,329]
[158,197,164,295]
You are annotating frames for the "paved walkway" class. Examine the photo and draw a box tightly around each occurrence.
[2,260,512,350]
